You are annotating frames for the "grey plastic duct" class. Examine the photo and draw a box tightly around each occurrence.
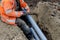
[26,15,47,40]
[30,27,40,40]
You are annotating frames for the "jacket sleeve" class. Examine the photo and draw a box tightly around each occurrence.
[5,10,23,17]
[20,0,30,12]
[1,0,23,17]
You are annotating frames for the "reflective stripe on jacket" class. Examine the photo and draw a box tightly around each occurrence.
[0,0,30,25]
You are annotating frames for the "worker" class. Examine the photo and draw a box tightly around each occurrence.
[0,0,33,40]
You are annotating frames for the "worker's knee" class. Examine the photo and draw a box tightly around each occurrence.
[15,18,33,39]
[15,18,26,26]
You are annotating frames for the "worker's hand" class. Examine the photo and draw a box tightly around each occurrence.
[22,9,27,14]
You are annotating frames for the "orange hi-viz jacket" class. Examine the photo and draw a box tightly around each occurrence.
[0,0,30,25]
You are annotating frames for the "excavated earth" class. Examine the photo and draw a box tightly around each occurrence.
[25,0,60,40]
[31,2,60,40]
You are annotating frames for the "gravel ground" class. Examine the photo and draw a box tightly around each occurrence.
[0,20,27,40]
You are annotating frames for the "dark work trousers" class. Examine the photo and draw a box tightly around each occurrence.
[15,18,33,40]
